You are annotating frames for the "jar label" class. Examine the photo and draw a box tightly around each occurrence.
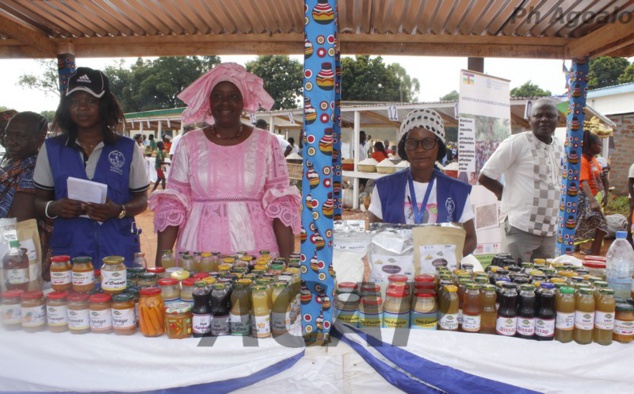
[516,317,535,336]
[21,305,45,327]
[410,311,437,329]
[90,308,112,330]
[336,309,359,326]
[251,313,271,337]
[1,304,21,324]
[382,310,410,328]
[614,319,634,335]
[574,310,595,330]
[46,305,68,326]
[535,318,555,337]
[193,313,212,335]
[272,311,290,333]
[462,314,481,332]
[6,268,29,285]
[102,269,127,292]
[495,316,517,336]
[211,314,230,336]
[555,311,575,330]
[51,270,71,286]
[72,271,94,286]
[112,307,135,329]
[595,311,615,330]
[68,309,90,330]
[230,313,250,335]
[358,311,382,328]
[439,313,459,331]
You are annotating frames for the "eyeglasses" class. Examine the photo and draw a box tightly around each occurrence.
[404,137,438,150]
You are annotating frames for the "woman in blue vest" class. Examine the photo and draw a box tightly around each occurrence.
[33,67,149,269]
[368,108,477,257]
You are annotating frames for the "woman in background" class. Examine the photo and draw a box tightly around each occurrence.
[371,141,389,162]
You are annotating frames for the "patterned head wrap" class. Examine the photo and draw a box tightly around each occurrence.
[177,63,275,125]
[398,108,446,144]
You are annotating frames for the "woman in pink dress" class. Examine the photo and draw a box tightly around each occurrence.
[149,63,301,265]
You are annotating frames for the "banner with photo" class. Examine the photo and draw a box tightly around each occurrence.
[458,70,511,258]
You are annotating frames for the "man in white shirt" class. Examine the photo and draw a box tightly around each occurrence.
[479,98,564,262]
[349,130,368,160]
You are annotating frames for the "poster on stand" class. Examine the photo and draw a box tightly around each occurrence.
[458,70,511,258]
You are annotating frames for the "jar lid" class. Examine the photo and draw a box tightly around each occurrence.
[102,255,125,265]
[50,255,71,263]
[138,272,158,280]
[2,289,25,299]
[161,249,173,254]
[599,288,615,295]
[72,256,92,264]
[90,293,112,303]
[444,285,458,292]
[579,287,594,295]
[251,284,267,292]
[182,278,197,286]
[194,281,207,288]
[193,272,209,279]
[360,283,380,292]
[388,274,409,283]
[386,288,408,298]
[337,293,360,303]
[616,303,634,312]
[415,292,435,298]
[21,291,43,300]
[170,270,190,281]
[223,257,236,263]
[203,277,217,285]
[582,261,606,269]
[147,266,165,274]
[140,287,162,296]
[46,291,69,300]
[158,278,178,286]
[414,274,435,283]
[212,283,226,290]
[481,284,496,292]
[126,286,140,295]
[181,254,194,260]
[128,267,146,274]
[361,295,382,305]
[165,301,192,314]
[259,249,271,255]
[584,255,606,262]
[539,282,555,290]
[201,252,212,257]
[94,269,101,277]
[237,278,253,286]
[68,292,90,302]
[337,282,359,291]
[112,293,134,302]
[273,281,288,289]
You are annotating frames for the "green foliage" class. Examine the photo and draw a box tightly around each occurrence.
[40,111,56,123]
[605,195,631,217]
[439,90,459,101]
[245,56,303,110]
[17,59,60,98]
[587,57,630,89]
[341,56,419,102]
[618,63,634,84]
[510,81,551,97]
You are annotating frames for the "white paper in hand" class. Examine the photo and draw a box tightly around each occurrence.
[67,177,108,220]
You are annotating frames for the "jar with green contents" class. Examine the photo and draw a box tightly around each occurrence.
[555,286,576,343]
[574,287,595,345]
[593,288,615,346]
[137,272,158,288]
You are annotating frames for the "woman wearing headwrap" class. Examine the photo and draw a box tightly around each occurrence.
[368,108,477,257]
[149,63,301,265]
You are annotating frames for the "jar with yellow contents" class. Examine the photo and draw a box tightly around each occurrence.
[101,256,127,295]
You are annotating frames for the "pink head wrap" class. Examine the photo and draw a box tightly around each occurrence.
[177,63,275,125]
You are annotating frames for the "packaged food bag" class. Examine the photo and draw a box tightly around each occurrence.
[413,223,465,275]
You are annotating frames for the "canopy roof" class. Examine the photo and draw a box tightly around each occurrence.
[0,0,632,59]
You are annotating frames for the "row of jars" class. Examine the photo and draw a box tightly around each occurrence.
[158,249,300,274]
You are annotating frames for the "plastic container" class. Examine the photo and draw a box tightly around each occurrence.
[606,231,634,299]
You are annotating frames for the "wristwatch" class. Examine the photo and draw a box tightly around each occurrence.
[117,204,127,219]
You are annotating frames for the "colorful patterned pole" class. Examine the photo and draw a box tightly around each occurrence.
[57,53,76,94]
[556,57,589,255]
[301,0,338,344]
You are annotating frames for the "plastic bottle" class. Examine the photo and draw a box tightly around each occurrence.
[606,231,634,299]
[2,240,29,291]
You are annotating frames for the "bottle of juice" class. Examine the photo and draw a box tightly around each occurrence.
[230,280,252,336]
[2,240,29,291]
[555,286,575,343]
[516,284,536,339]
[593,288,615,346]
[271,281,290,336]
[535,282,555,341]
[496,282,517,336]
[251,285,271,338]
[438,285,459,331]
[192,282,211,337]
[480,284,497,334]
[210,283,231,336]
[461,283,482,333]
[574,287,595,345]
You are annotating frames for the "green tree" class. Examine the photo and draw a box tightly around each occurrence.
[17,59,60,98]
[245,55,303,110]
[510,81,551,97]
[40,110,56,123]
[341,56,418,102]
[618,63,634,84]
[587,56,629,89]
[439,90,459,101]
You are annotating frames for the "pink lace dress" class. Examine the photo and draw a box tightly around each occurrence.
[149,128,301,257]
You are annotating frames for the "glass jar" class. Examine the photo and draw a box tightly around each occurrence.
[614,303,634,343]
[94,269,102,292]
[21,291,45,332]
[336,282,359,295]
[165,301,192,339]
[411,292,437,329]
[50,255,72,292]
[101,256,127,295]
[89,293,113,334]
[112,293,136,335]
[193,252,202,273]
[68,292,90,334]
[335,293,360,327]
[200,252,214,272]
[382,288,410,328]
[139,287,165,337]
[147,266,167,279]
[133,252,148,269]
[2,240,29,291]
[160,249,175,269]
[46,291,69,333]
[181,254,195,273]
[251,285,271,338]
[158,277,180,301]
[127,266,146,286]
[126,286,140,326]
[137,272,158,288]
[1,289,24,330]
[180,278,196,302]
[71,256,95,293]
[414,274,436,293]
[359,295,383,328]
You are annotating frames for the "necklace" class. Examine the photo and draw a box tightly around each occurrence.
[212,124,243,140]
[77,140,98,150]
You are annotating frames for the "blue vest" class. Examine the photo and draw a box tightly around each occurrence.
[46,135,140,268]
[375,168,472,224]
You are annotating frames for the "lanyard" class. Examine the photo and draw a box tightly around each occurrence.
[408,170,435,225]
